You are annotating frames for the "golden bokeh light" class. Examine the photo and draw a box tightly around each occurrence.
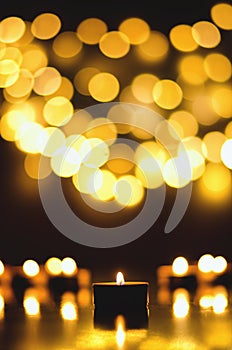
[204,53,232,82]
[63,109,93,136]
[50,146,81,177]
[23,259,40,277]
[136,30,169,62]
[213,256,227,274]
[91,169,116,201]
[113,174,144,207]
[192,21,221,48]
[99,30,130,58]
[52,31,83,58]
[77,18,107,44]
[169,24,198,52]
[45,257,62,276]
[31,13,61,40]
[107,103,134,134]
[82,137,109,167]
[192,95,220,126]
[0,16,26,43]
[211,2,232,30]
[0,59,19,88]
[66,134,90,161]
[16,121,44,154]
[21,45,48,73]
[211,87,232,118]
[37,127,66,157]
[202,162,231,192]
[12,21,34,47]
[77,288,91,308]
[198,254,214,273]
[45,76,74,100]
[84,117,117,146]
[172,257,189,276]
[173,289,190,318]
[61,257,78,275]
[23,296,40,317]
[176,75,205,101]
[72,164,102,194]
[33,66,62,96]
[131,73,159,104]
[169,110,199,138]
[163,156,192,188]
[119,17,150,45]
[221,139,232,169]
[179,54,208,85]
[152,79,183,110]
[185,150,205,181]
[0,46,23,65]
[43,96,74,126]
[60,301,78,321]
[225,121,232,138]
[74,67,100,96]
[5,68,34,98]
[24,153,52,179]
[88,72,120,102]
[202,131,227,163]
[107,143,134,174]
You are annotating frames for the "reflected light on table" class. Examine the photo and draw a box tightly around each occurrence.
[173,288,190,318]
[23,295,40,317]
[60,292,78,321]
[0,294,4,320]
[115,315,126,348]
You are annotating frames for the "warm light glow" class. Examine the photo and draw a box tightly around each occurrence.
[131,73,159,103]
[37,127,66,157]
[116,272,125,285]
[21,45,48,73]
[107,143,134,175]
[202,162,231,192]
[6,68,34,98]
[179,54,208,85]
[45,257,62,276]
[198,254,214,273]
[61,301,78,321]
[163,156,192,188]
[212,87,232,118]
[202,131,226,163]
[115,315,126,348]
[82,138,109,168]
[114,175,144,206]
[84,117,117,146]
[199,295,214,309]
[169,110,199,138]
[0,260,4,276]
[0,16,26,43]
[43,96,74,127]
[99,31,130,58]
[23,259,40,277]
[77,18,107,44]
[77,288,91,308]
[46,76,74,100]
[51,146,81,178]
[169,24,198,52]
[192,21,221,48]
[152,79,183,109]
[136,30,169,62]
[0,294,4,320]
[52,31,83,58]
[74,67,100,96]
[211,3,232,30]
[173,290,190,318]
[192,95,220,126]
[72,164,102,194]
[221,139,232,169]
[61,257,77,276]
[0,59,19,88]
[213,256,227,274]
[213,293,228,314]
[91,169,117,201]
[88,72,120,102]
[31,13,61,40]
[204,53,231,82]
[23,296,40,316]
[172,257,189,276]
[33,66,62,96]
[119,17,150,45]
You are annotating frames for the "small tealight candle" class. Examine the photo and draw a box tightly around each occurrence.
[92,272,149,329]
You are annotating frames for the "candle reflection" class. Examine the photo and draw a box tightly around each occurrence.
[23,295,40,317]
[115,315,126,348]
[0,294,4,320]
[173,288,190,318]
[60,292,78,321]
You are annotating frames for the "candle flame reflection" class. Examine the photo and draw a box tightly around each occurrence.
[115,315,126,348]
[116,272,125,285]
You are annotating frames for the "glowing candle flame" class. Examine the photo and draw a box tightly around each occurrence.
[115,315,126,348]
[116,272,125,285]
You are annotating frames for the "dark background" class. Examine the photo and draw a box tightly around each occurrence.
[1,0,231,282]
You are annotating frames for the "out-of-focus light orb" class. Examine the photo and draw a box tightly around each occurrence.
[72,165,102,194]
[31,13,61,40]
[211,3,232,30]
[212,87,232,118]
[84,117,117,146]
[0,294,4,312]
[12,20,34,47]
[107,143,134,174]
[5,68,34,98]
[99,31,130,58]
[192,21,221,48]
[173,295,190,318]
[172,257,189,276]
[131,73,159,103]
[88,72,120,102]
[51,146,81,177]
[163,156,192,188]
[225,121,232,138]
[1,46,23,66]
[23,296,40,316]
[0,16,26,43]
[33,66,62,96]
[37,127,66,157]
[16,122,44,154]
[0,109,34,142]
[204,53,232,82]
[176,74,205,101]
[77,18,107,44]
[169,24,198,52]
[202,131,227,163]
[135,156,164,189]
[46,76,74,101]
[136,30,169,62]
[82,138,109,167]
[221,139,232,169]
[0,261,4,276]
[213,293,228,314]
[63,109,93,136]
[192,95,220,126]
[0,59,19,88]
[23,259,40,277]
[24,153,51,180]
[185,150,205,181]
[74,67,100,96]
[66,134,90,161]
[61,257,77,276]
[119,17,150,45]
[77,288,91,308]
[61,301,78,321]
[179,54,208,85]
[113,174,144,207]
[52,31,83,58]
[152,79,183,110]
[91,169,116,201]
[213,256,227,274]
[202,162,231,192]
[198,254,215,273]
[169,110,199,138]
[43,96,73,126]
[45,257,62,276]
[107,103,134,134]
[199,295,214,309]
[21,45,48,73]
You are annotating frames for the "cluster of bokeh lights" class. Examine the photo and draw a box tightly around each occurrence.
[0,2,232,210]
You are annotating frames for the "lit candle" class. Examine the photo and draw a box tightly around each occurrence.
[92,272,149,329]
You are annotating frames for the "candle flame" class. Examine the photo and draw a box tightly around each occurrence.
[115,315,126,348]
[116,272,125,285]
